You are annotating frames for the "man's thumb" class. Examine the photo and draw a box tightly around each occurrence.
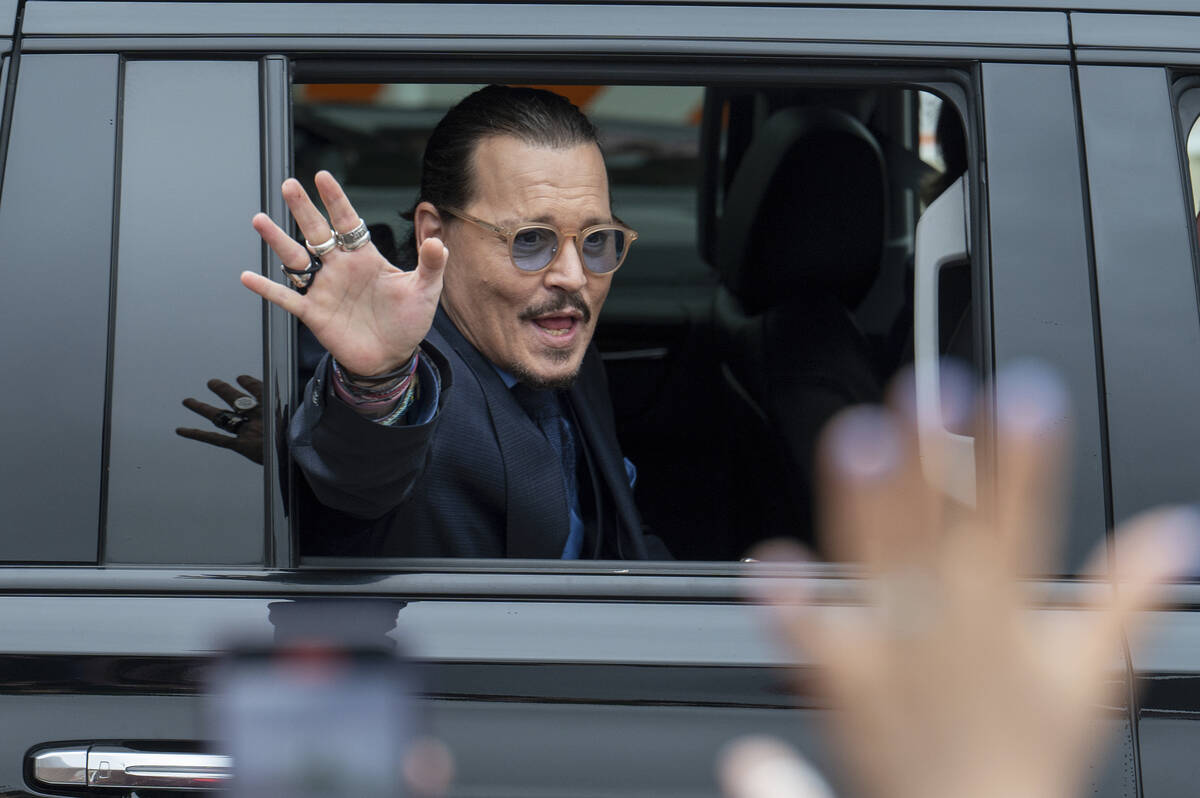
[417,237,449,278]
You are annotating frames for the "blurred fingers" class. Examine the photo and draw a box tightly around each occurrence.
[746,538,815,568]
[818,406,931,570]
[1093,507,1200,645]
[1069,506,1200,683]
[886,363,975,548]
[719,737,836,798]
[990,361,1071,574]
[402,737,454,798]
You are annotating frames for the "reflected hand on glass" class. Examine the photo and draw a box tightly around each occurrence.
[241,170,448,378]
[723,364,1199,798]
[176,375,264,465]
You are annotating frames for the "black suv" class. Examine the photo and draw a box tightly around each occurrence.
[4,1,1200,796]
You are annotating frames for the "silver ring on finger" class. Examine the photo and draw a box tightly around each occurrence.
[335,218,371,251]
[306,234,337,257]
[233,396,259,412]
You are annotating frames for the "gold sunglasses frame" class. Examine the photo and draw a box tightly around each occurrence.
[442,207,638,275]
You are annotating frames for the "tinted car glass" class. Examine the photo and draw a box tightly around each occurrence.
[0,53,119,562]
[1079,66,1200,527]
[103,60,264,565]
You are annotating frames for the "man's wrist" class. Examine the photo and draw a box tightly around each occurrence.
[339,351,418,389]
[331,352,421,419]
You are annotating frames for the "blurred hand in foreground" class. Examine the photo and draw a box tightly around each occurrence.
[722,363,1199,798]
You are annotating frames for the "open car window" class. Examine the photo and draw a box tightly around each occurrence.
[283,79,978,564]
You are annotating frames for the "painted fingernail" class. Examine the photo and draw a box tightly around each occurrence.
[939,358,976,431]
[995,359,1069,435]
[825,406,902,480]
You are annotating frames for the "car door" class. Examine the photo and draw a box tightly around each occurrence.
[0,11,287,795]
[0,2,1143,798]
[1073,10,1200,798]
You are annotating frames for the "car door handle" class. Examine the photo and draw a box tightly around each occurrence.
[32,745,232,791]
[913,173,975,507]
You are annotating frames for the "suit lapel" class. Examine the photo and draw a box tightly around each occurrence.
[432,311,569,558]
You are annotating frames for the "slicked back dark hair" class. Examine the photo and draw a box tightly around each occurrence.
[399,84,601,266]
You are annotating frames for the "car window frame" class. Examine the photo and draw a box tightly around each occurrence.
[276,58,991,577]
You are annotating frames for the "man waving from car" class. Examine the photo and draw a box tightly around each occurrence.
[242,85,665,560]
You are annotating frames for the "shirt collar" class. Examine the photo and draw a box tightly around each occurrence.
[491,362,520,389]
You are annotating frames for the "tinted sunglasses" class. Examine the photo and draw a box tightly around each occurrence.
[442,207,638,275]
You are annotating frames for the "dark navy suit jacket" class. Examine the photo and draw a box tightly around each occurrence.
[290,310,658,559]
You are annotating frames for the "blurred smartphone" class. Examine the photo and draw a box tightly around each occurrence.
[211,644,417,798]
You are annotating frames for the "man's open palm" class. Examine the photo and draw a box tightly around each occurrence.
[242,170,447,377]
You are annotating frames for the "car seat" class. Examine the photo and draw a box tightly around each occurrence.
[712,105,888,550]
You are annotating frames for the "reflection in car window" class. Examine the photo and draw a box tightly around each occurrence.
[287,82,972,563]
[104,62,265,565]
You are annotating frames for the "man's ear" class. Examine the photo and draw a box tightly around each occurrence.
[414,202,444,248]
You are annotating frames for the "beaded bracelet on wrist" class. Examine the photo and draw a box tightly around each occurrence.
[331,353,420,412]
[333,365,412,400]
[376,379,420,425]
[332,353,418,395]
[338,353,418,388]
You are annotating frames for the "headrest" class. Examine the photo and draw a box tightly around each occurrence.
[716,107,887,315]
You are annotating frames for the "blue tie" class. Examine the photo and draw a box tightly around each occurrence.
[511,385,581,557]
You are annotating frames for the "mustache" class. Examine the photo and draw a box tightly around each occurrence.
[519,291,592,324]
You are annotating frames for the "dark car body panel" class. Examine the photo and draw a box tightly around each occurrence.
[0,570,1136,797]
[22,3,1068,47]
[981,60,1108,569]
[0,52,115,561]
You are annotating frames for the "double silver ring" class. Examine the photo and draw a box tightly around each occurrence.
[336,218,371,251]
[306,234,337,257]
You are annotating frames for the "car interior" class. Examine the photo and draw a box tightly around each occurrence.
[291,81,973,562]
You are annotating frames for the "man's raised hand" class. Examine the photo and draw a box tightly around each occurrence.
[241,171,447,377]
